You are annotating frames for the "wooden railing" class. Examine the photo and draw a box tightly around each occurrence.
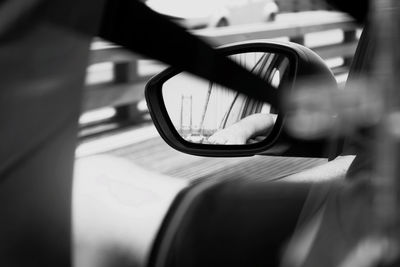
[82,11,359,129]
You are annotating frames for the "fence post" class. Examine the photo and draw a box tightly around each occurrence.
[311,0,320,10]
[294,0,299,12]
[113,60,146,124]
[343,29,357,68]
[290,36,305,45]
[113,61,138,83]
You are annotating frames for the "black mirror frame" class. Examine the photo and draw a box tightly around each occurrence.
[145,40,338,157]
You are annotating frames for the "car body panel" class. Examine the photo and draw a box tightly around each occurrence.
[73,154,354,267]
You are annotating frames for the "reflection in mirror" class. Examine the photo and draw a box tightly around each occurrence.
[162,52,290,145]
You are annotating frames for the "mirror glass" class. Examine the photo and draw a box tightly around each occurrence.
[162,52,290,145]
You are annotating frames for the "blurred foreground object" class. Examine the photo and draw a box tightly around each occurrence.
[326,0,369,23]
[282,0,400,266]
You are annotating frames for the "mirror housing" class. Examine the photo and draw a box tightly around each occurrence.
[146,40,339,158]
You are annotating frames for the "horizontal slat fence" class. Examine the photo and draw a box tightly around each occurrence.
[83,11,359,133]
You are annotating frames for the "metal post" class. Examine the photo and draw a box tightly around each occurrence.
[113,60,145,124]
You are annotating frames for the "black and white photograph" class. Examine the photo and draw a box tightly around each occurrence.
[2,0,400,267]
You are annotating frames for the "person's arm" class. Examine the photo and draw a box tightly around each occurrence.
[208,113,276,144]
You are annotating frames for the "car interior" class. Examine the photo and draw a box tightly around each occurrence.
[2,1,378,266]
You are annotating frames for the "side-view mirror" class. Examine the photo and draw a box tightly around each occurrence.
[145,41,339,158]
